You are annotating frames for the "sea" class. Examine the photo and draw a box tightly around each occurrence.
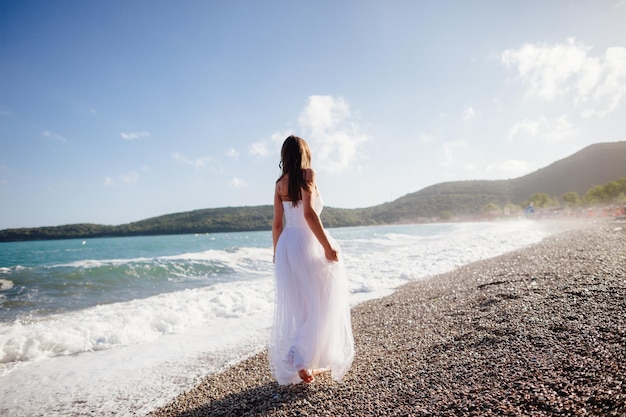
[0,219,576,416]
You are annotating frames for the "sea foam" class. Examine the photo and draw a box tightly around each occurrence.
[0,276,274,364]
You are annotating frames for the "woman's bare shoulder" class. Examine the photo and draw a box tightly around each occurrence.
[275,175,289,200]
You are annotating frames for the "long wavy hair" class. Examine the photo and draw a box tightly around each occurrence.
[278,135,312,206]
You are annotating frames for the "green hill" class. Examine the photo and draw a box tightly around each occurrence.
[2,141,626,242]
[371,141,626,222]
[363,180,513,223]
[510,141,626,201]
[376,142,626,223]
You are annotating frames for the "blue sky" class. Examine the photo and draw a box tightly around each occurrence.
[1,1,626,229]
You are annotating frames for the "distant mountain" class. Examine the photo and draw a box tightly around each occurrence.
[364,141,626,223]
[361,180,513,223]
[1,141,625,242]
[510,141,626,201]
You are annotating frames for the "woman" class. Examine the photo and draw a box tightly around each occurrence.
[269,135,355,385]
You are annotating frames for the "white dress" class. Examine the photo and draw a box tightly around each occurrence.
[269,196,355,385]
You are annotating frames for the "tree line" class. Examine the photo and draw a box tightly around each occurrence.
[485,177,626,213]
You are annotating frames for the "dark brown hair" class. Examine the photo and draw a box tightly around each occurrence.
[278,135,312,206]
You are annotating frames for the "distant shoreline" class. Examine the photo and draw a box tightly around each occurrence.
[2,206,623,243]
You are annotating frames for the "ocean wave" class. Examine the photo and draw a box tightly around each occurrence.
[0,276,274,364]
[343,219,552,294]
[49,246,272,273]
[0,266,25,274]
[54,257,152,268]
[0,280,14,291]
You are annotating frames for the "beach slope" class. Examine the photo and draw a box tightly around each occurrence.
[149,220,625,416]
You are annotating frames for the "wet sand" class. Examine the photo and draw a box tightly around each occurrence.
[149,219,626,416]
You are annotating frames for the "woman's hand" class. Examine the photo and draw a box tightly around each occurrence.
[325,246,339,262]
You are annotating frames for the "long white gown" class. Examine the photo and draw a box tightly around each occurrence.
[269,196,355,385]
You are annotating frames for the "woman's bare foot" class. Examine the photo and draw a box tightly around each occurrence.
[298,369,314,384]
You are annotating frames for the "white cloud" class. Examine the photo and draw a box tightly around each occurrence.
[439,140,467,167]
[42,130,67,142]
[486,159,531,178]
[249,131,291,159]
[172,152,221,172]
[507,119,543,141]
[297,95,368,174]
[119,171,139,184]
[583,47,626,117]
[463,107,475,122]
[507,114,578,143]
[103,166,152,187]
[250,96,368,173]
[229,177,248,188]
[501,38,591,101]
[549,115,579,142]
[269,131,288,145]
[298,96,350,136]
[227,148,239,158]
[121,131,150,140]
[248,141,270,158]
[501,38,626,117]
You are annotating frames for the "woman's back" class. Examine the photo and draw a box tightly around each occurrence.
[282,197,323,229]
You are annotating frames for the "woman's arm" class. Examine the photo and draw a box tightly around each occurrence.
[302,169,339,262]
[272,185,284,263]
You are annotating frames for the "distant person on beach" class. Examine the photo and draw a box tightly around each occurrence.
[269,135,355,384]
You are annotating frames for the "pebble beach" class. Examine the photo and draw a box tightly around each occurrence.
[149,219,626,417]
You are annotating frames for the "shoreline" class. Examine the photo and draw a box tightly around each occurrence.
[149,220,625,416]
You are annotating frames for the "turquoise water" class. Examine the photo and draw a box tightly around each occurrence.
[0,224,455,323]
[0,232,273,321]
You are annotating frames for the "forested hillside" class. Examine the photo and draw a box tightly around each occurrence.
[367,141,626,223]
[510,141,626,202]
